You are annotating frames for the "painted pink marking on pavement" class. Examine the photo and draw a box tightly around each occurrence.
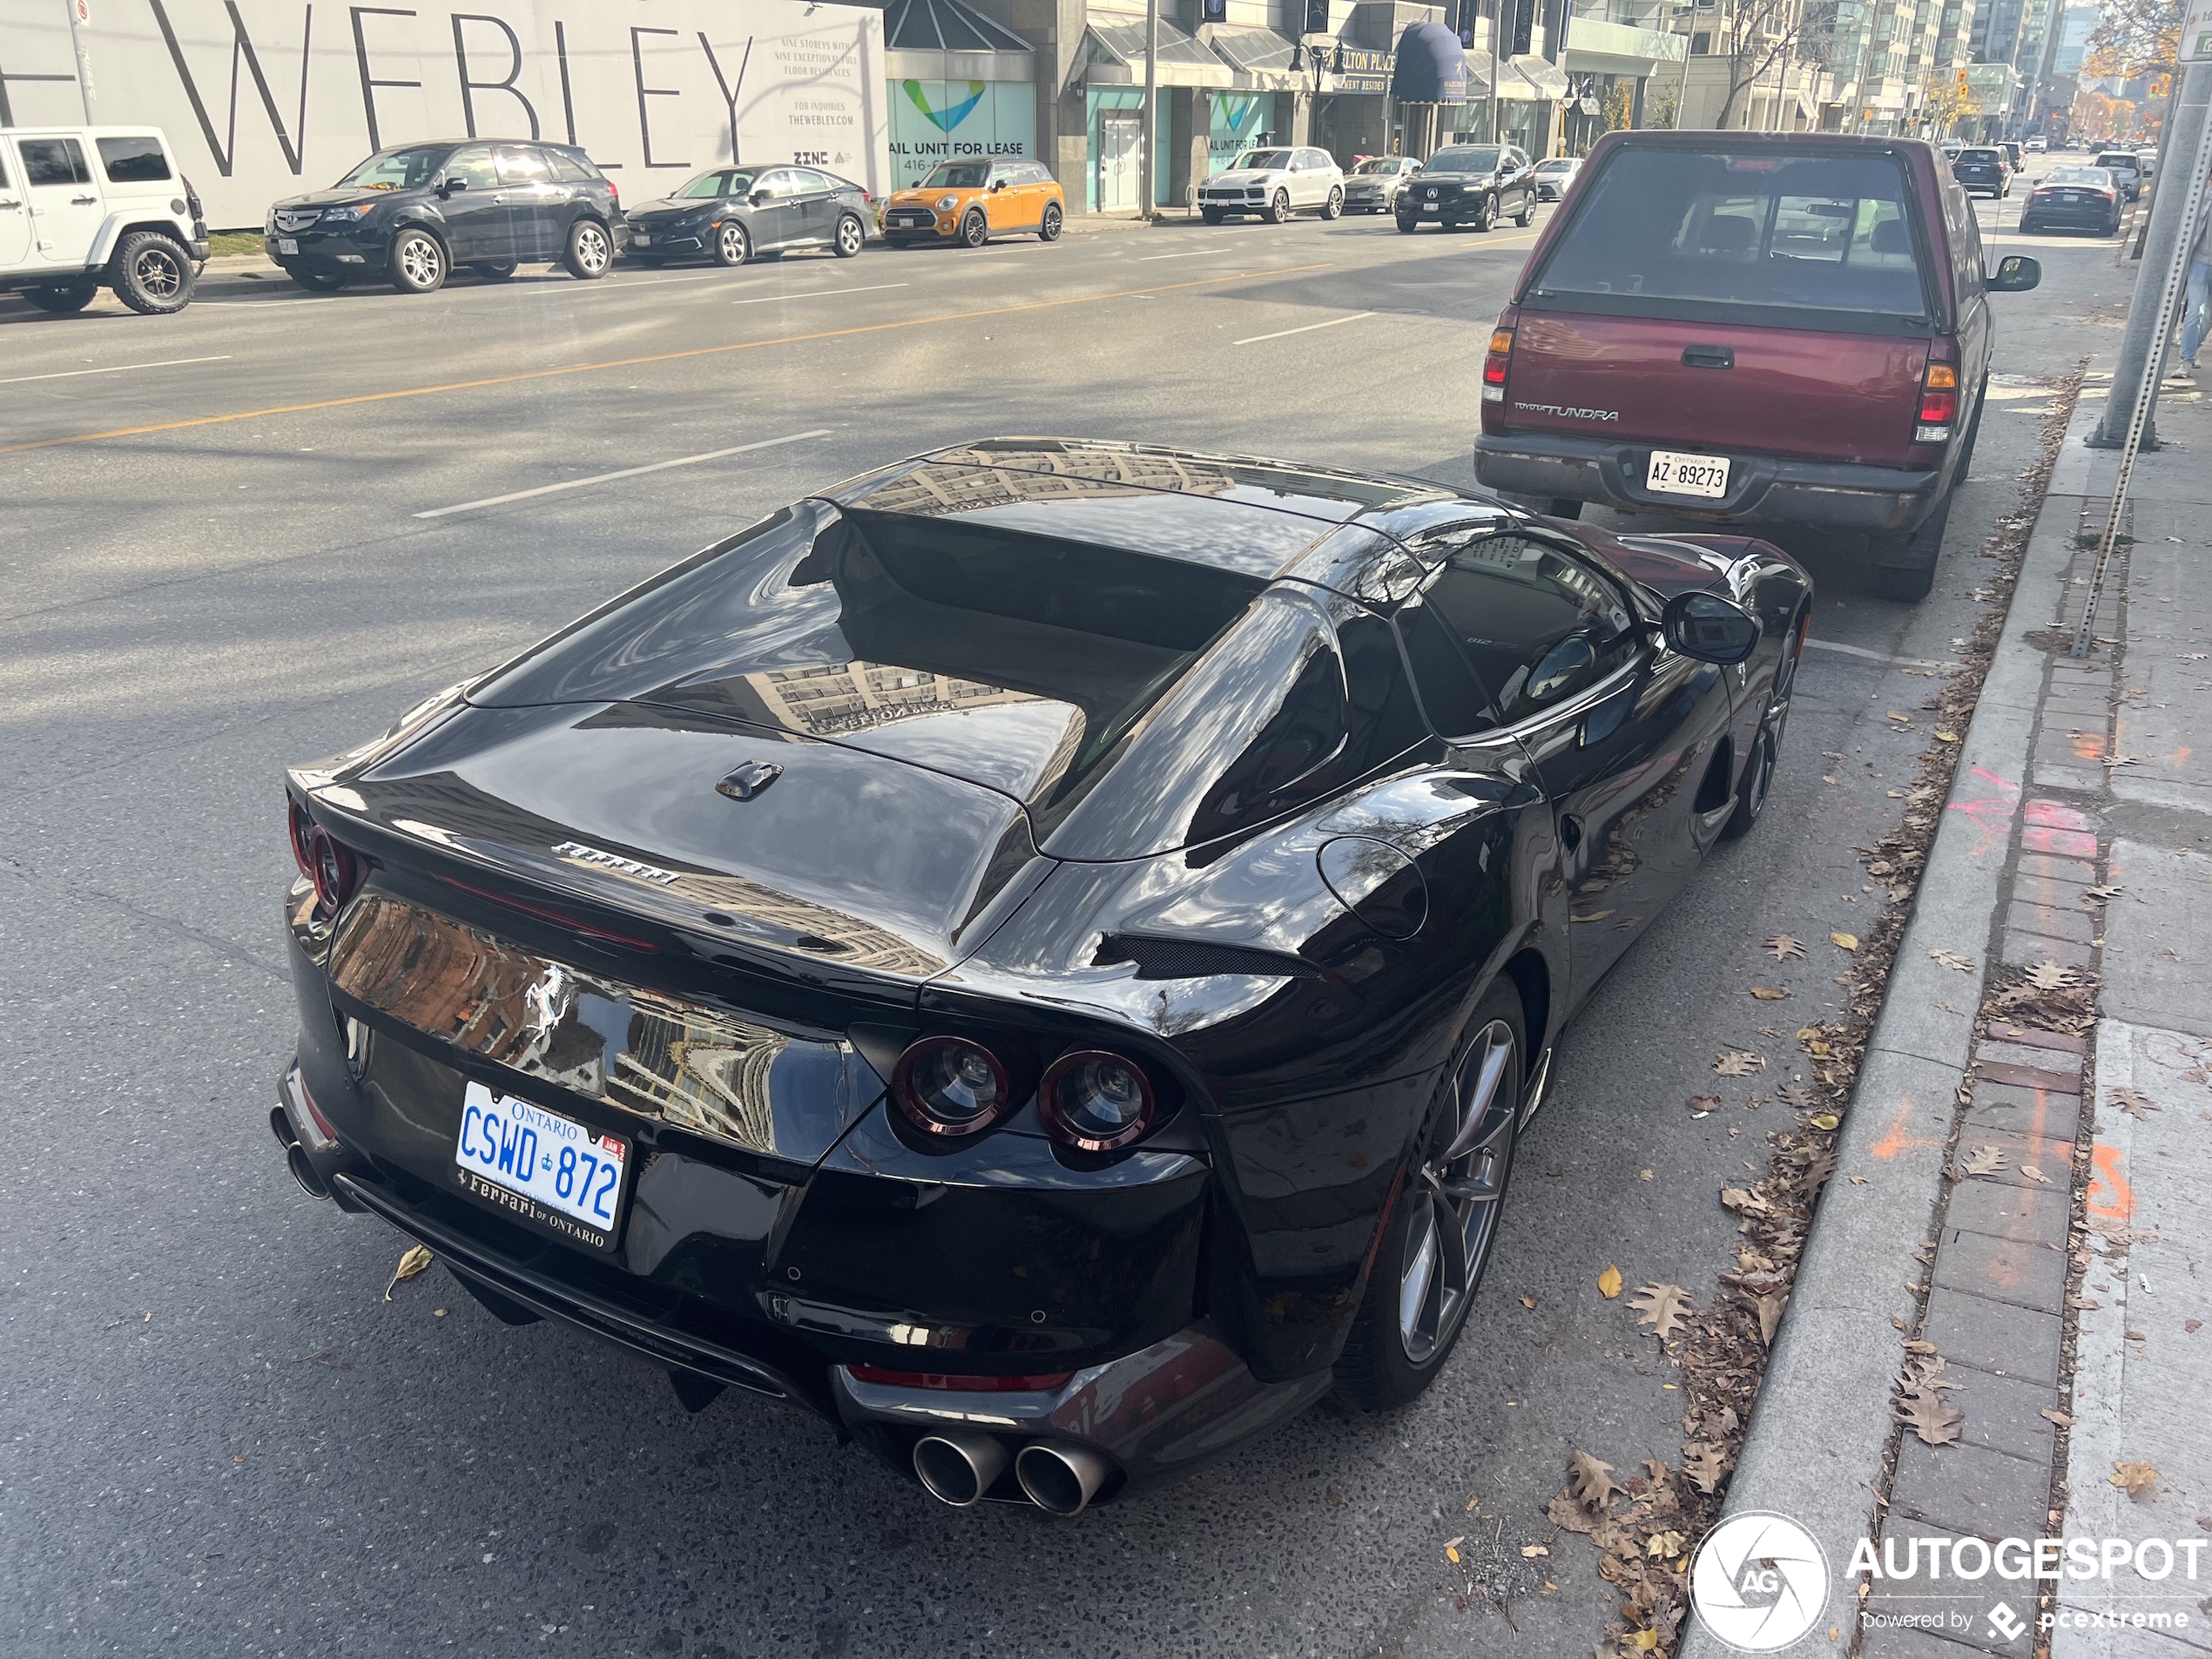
[2025,799,2094,832]
[1972,767,2022,795]
[2020,826,2100,858]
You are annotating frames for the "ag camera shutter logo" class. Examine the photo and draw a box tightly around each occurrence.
[1691,1512,1831,1651]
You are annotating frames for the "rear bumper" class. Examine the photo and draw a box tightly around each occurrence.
[1474,429,1942,532]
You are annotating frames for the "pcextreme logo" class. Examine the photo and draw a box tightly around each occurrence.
[902,79,987,133]
[1690,1512,1830,1651]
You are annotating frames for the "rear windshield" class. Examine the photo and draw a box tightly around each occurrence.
[1528,148,1932,325]
[1959,149,2003,163]
[2047,168,2112,185]
[2095,153,2139,171]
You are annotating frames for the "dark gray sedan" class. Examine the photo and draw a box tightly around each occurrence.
[624,165,873,266]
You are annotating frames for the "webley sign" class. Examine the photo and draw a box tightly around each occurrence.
[0,0,891,227]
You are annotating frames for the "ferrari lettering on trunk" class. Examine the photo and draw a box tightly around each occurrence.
[550,840,681,886]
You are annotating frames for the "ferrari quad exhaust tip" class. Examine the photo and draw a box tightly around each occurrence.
[269,1104,333,1201]
[913,1432,1009,1507]
[1015,1441,1113,1516]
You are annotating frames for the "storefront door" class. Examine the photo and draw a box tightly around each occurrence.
[1097,111,1142,212]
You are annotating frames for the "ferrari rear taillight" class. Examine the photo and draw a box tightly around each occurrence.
[1038,1049,1160,1151]
[893,1035,1015,1136]
[1915,361,1959,443]
[288,799,362,915]
[1482,327,1514,403]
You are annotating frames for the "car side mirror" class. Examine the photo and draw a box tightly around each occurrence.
[441,177,466,194]
[989,179,1005,192]
[1662,592,1761,665]
[1990,253,2041,293]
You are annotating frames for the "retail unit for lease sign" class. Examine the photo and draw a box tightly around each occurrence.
[0,0,890,226]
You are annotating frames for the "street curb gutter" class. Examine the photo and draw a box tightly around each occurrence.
[1677,386,2103,1659]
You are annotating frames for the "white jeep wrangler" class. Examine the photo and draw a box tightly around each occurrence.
[1,126,208,315]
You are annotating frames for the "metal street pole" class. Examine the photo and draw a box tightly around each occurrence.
[1141,0,1158,217]
[1494,0,1506,140]
[2089,58,2212,448]
[1674,2,1695,125]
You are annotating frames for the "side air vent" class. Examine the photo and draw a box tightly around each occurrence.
[1095,934,1326,981]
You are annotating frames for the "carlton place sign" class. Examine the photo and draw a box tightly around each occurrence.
[0,0,892,226]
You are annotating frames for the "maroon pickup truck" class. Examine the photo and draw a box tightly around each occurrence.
[1474,132,2040,601]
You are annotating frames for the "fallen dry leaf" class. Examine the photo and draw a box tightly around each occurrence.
[1521,1543,1549,1558]
[1598,1265,1623,1300]
[1715,1050,1766,1077]
[1929,948,1978,972]
[384,1245,434,1302]
[1830,931,1860,952]
[1570,1449,1622,1513]
[1757,1290,1789,1346]
[1886,711,1912,724]
[2040,1409,2074,1427]
[1934,730,1960,743]
[1898,1387,1965,1444]
[1682,1443,1730,1494]
[1446,1540,1462,1563]
[1809,1113,1841,1131]
[1547,1491,1604,1535]
[1750,985,1791,1000]
[2027,960,2080,990]
[1776,1081,1820,1108]
[2111,1460,2160,1501]
[1958,1144,2009,1177]
[2022,1164,2052,1184]
[2111,1087,2160,1121]
[1519,1297,1537,1312]
[1764,934,1807,961]
[1631,1282,1693,1344]
[1687,1095,1721,1116]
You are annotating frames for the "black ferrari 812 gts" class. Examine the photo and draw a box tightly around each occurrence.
[274,439,1811,1514]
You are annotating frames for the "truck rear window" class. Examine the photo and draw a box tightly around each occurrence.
[1528,150,1932,324]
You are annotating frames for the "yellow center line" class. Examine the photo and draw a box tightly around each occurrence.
[0,261,1336,456]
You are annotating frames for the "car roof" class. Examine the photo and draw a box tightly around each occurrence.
[823,439,1464,583]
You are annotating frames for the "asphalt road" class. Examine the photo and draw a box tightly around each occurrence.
[0,171,2127,1658]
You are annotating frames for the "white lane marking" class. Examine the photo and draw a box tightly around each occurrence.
[1232,311,1375,347]
[1802,637,1951,671]
[732,282,907,306]
[414,428,833,519]
[0,354,233,385]
[1136,249,1214,260]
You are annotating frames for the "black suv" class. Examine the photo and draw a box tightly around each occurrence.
[1395,143,1536,233]
[265,140,624,294]
[1952,146,2010,199]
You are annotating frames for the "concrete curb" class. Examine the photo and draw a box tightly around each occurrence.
[1677,387,2107,1659]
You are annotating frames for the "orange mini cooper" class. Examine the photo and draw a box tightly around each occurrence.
[883,158,1064,248]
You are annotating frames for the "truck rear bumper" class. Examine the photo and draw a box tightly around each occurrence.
[1475,431,1942,533]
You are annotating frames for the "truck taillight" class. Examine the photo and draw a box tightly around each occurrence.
[1915,361,1958,443]
[1483,327,1513,403]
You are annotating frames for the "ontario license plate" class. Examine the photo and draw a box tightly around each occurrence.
[1647,448,1731,499]
[631,233,651,246]
[1422,203,1440,213]
[453,1081,628,1251]
[278,238,297,254]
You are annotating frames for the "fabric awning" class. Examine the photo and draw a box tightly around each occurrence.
[1067,16,1234,89]
[1500,53,1570,100]
[1392,20,1469,104]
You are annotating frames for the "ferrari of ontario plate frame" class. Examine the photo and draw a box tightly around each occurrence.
[328,892,840,1157]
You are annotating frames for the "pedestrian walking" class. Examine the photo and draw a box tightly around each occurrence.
[2180,180,2212,374]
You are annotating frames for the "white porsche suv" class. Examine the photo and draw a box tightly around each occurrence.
[1,126,207,315]
[1198,147,1345,224]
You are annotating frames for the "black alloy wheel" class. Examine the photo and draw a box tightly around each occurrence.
[388,227,448,293]
[1038,201,1063,242]
[23,280,100,314]
[1335,984,1524,1409]
[1264,188,1291,225]
[958,210,988,248]
[715,220,752,266]
[833,213,866,258]
[563,219,611,280]
[287,267,346,292]
[472,260,518,280]
[111,231,195,314]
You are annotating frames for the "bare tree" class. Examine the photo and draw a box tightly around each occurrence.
[1710,0,1839,128]
[2085,0,2184,83]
